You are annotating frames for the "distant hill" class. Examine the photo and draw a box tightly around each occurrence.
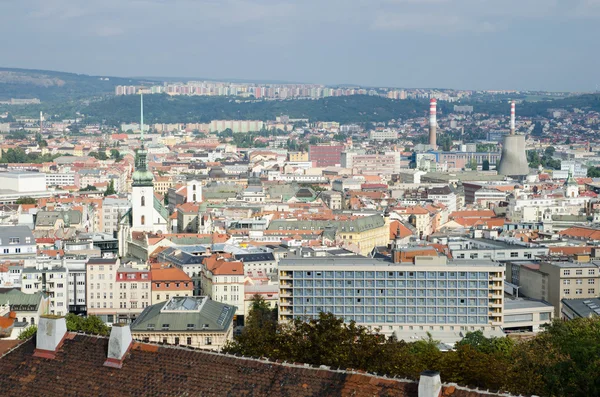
[0,67,152,101]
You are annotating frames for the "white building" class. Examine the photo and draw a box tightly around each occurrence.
[103,197,131,234]
[369,129,398,141]
[21,266,69,316]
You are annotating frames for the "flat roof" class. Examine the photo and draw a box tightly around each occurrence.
[504,298,554,311]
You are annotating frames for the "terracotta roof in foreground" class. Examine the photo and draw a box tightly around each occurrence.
[0,334,506,397]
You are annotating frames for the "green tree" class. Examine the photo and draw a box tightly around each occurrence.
[482,159,490,171]
[110,149,122,161]
[16,197,37,205]
[588,167,600,178]
[544,146,556,157]
[65,313,110,336]
[104,179,116,196]
[89,151,108,160]
[81,185,98,191]
[18,325,37,340]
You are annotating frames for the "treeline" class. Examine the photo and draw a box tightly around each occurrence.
[224,296,600,397]
[442,93,600,117]
[81,94,429,125]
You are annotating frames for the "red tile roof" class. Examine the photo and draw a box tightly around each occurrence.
[0,335,498,397]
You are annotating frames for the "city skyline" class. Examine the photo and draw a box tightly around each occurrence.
[1,0,599,92]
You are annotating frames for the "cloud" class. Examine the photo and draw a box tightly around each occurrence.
[372,12,499,33]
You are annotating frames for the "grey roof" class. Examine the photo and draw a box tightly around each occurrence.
[0,226,35,244]
[35,210,82,227]
[0,289,44,310]
[268,214,385,233]
[562,298,600,318]
[234,252,276,263]
[131,296,235,332]
[504,298,554,311]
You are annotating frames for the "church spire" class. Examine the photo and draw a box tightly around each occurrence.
[140,91,144,141]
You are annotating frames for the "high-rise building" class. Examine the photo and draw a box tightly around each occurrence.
[279,254,505,342]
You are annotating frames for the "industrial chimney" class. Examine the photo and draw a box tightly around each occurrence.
[498,100,529,178]
[429,99,437,150]
[510,100,516,135]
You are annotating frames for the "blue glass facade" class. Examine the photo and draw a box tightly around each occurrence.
[289,269,492,325]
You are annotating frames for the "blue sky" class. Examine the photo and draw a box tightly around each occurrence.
[1,0,599,91]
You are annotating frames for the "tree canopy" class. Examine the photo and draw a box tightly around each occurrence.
[224,301,600,397]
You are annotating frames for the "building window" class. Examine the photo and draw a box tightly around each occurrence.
[162,338,168,344]
[141,196,146,207]
[576,279,583,285]
[564,289,570,295]
[576,289,583,295]
[589,289,595,294]
[510,252,518,258]
[187,337,192,345]
[589,279,595,285]
[205,337,212,345]
[563,280,570,285]
[141,215,145,225]
[576,270,583,275]
[564,270,571,276]
[589,270,595,275]
[174,337,180,345]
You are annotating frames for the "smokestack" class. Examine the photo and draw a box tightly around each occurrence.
[429,99,437,149]
[510,101,516,135]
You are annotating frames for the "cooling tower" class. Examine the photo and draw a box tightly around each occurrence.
[498,101,529,177]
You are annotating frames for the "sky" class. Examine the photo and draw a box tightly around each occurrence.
[1,0,599,92]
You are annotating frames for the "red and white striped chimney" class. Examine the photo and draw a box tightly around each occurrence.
[429,98,437,149]
[510,101,516,135]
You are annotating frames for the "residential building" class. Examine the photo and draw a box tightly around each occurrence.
[448,238,549,262]
[130,296,235,351]
[201,255,245,321]
[309,145,344,167]
[0,226,36,260]
[103,198,131,234]
[234,252,277,276]
[514,261,600,317]
[341,151,401,175]
[0,289,49,327]
[503,298,554,333]
[369,129,398,141]
[151,265,194,304]
[21,266,69,316]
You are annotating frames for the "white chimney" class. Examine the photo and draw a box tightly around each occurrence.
[34,315,68,359]
[418,370,442,397]
[104,323,133,368]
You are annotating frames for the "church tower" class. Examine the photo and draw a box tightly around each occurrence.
[565,169,579,198]
[131,93,155,231]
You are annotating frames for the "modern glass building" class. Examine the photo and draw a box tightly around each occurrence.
[279,255,504,341]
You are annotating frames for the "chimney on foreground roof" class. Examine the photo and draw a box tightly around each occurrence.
[34,315,68,359]
[418,370,442,397]
[104,323,133,369]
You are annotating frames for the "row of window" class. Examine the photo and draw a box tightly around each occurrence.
[293,280,489,288]
[155,282,190,288]
[293,297,489,306]
[289,314,491,324]
[563,289,595,295]
[563,269,596,276]
[292,271,493,280]
[563,279,595,285]
[291,288,491,298]
[291,306,488,315]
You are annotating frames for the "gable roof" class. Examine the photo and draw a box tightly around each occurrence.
[0,334,495,397]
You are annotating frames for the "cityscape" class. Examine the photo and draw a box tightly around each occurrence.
[0,0,599,396]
